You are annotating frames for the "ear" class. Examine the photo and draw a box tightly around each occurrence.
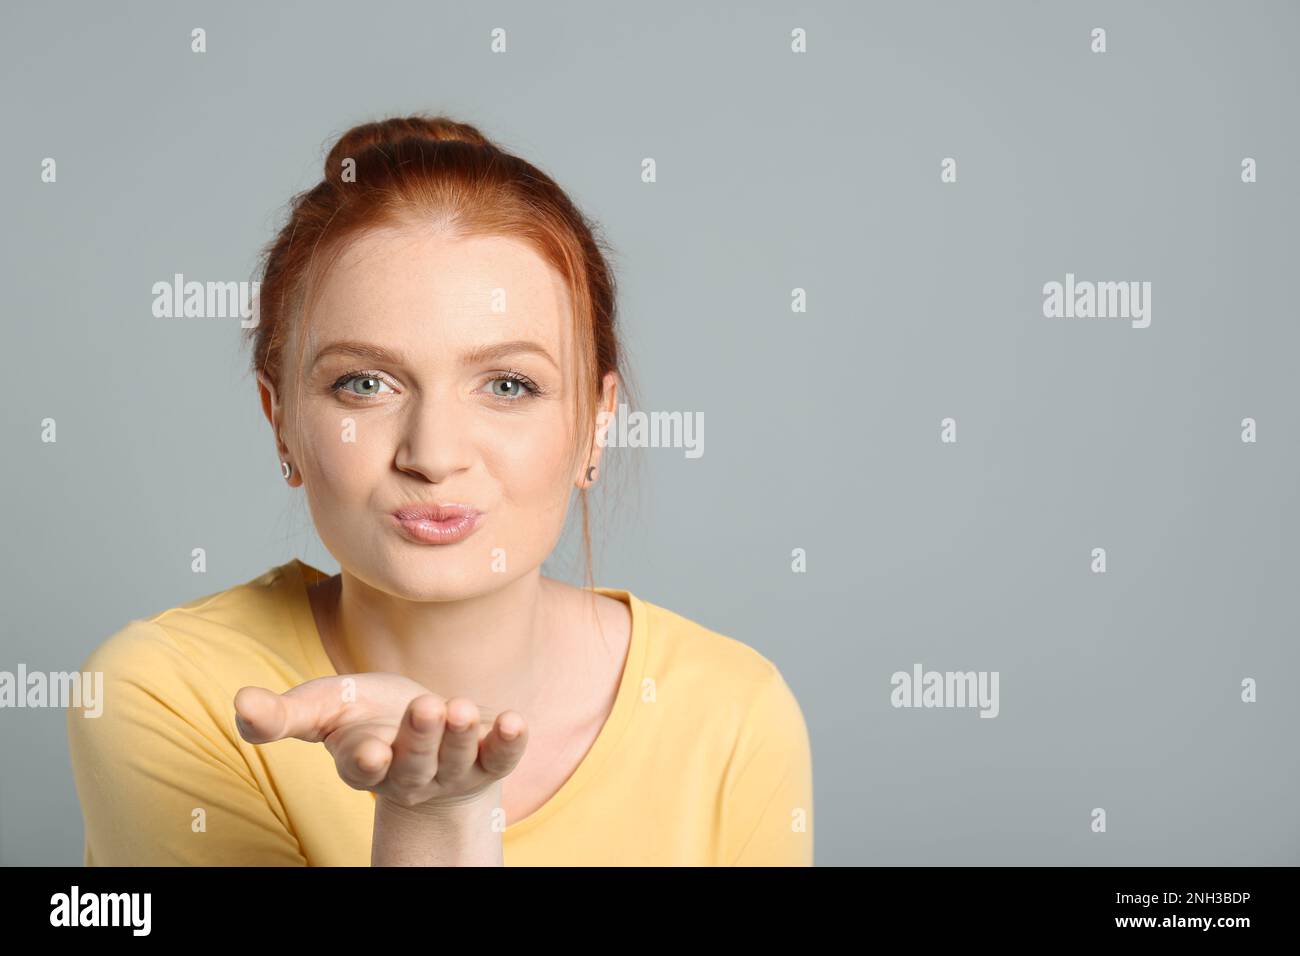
[257,369,302,487]
[577,371,620,489]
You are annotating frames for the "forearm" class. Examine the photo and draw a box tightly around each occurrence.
[371,791,503,866]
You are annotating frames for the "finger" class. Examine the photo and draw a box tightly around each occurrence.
[478,710,528,777]
[327,726,393,789]
[233,677,349,744]
[388,694,446,788]
[435,697,482,785]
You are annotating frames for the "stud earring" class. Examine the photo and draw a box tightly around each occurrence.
[280,461,293,480]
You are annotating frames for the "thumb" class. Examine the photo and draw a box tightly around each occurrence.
[234,680,336,744]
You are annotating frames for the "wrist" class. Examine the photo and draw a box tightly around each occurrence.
[372,786,505,866]
[378,788,499,823]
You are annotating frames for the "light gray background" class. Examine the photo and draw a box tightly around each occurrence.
[2,0,1297,865]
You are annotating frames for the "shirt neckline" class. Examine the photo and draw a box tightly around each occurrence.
[280,557,647,839]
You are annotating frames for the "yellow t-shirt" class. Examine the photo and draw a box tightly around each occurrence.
[67,559,813,866]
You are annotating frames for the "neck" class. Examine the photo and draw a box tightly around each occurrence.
[310,568,568,721]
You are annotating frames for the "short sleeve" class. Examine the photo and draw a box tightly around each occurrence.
[721,667,814,866]
[66,620,307,866]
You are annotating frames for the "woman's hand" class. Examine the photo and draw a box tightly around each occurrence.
[232,673,528,811]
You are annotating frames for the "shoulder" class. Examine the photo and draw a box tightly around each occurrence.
[73,560,311,708]
[636,594,788,685]
[628,594,812,850]
[629,592,807,735]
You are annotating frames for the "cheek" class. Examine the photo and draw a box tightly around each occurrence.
[486,413,575,511]
[298,410,387,501]
[297,402,576,522]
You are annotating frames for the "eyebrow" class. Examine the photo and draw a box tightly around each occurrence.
[310,339,559,372]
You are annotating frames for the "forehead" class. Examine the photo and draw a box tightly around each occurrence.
[301,225,572,362]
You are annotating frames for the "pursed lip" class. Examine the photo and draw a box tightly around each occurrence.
[391,502,483,522]
[390,502,485,546]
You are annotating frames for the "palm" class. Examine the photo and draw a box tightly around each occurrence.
[234,672,524,808]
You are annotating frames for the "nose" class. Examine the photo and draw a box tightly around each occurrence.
[393,389,475,483]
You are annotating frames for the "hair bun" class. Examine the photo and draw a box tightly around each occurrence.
[324,115,494,178]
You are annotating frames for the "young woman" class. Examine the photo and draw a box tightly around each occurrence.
[67,115,813,866]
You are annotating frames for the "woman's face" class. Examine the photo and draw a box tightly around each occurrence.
[260,225,613,601]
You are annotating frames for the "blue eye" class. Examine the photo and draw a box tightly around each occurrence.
[330,371,394,397]
[327,368,546,402]
[486,371,544,401]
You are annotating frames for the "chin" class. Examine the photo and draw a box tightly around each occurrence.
[374,550,500,602]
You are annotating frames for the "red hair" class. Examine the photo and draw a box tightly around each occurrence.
[243,114,639,590]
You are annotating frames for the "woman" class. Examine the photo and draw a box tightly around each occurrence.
[67,115,813,866]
